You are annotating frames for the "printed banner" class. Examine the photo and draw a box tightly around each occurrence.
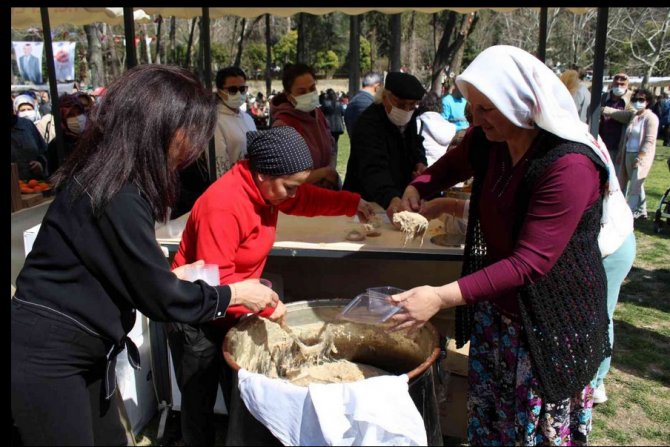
[52,41,77,82]
[13,41,44,84]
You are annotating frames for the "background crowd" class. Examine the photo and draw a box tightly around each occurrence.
[10,53,670,446]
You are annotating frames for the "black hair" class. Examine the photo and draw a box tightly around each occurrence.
[417,91,443,115]
[51,64,217,222]
[632,88,655,109]
[215,66,247,90]
[281,63,315,93]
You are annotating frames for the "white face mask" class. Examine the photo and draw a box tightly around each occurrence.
[66,114,87,134]
[387,105,414,127]
[292,91,320,112]
[18,109,38,122]
[631,101,646,111]
[611,86,627,97]
[221,91,246,110]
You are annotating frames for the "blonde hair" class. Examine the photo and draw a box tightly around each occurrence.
[559,69,580,95]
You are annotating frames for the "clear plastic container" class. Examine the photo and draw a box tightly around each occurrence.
[337,291,402,324]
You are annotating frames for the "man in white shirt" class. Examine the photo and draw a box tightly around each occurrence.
[214,67,257,177]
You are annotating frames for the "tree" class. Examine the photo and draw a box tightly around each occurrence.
[608,8,670,88]
[273,30,297,67]
[209,42,229,72]
[84,24,105,88]
[314,50,339,78]
[428,11,478,94]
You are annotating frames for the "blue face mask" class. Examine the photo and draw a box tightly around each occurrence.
[631,100,646,111]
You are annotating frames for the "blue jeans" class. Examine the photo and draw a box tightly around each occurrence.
[596,232,636,386]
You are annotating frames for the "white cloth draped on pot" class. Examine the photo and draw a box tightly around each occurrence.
[455,44,633,257]
[237,368,427,446]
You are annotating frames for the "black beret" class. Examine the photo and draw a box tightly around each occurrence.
[384,72,426,100]
[247,126,314,176]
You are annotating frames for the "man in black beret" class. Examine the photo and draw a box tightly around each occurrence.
[343,72,429,223]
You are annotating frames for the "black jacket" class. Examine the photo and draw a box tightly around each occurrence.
[343,103,427,209]
[14,181,230,347]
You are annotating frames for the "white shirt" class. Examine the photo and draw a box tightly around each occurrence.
[416,111,457,166]
[625,116,644,153]
[214,102,257,177]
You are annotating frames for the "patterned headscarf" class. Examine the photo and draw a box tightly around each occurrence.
[246,126,314,176]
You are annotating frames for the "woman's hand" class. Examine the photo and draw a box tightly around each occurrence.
[356,199,375,223]
[266,301,287,325]
[412,162,427,179]
[230,279,278,313]
[172,259,205,280]
[420,197,450,220]
[385,196,404,228]
[387,282,465,334]
[401,185,421,212]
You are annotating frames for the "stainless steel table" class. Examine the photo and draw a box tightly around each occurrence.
[155,207,464,303]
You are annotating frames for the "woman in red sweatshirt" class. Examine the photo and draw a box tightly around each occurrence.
[169,126,373,445]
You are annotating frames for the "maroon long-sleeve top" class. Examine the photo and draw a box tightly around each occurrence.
[411,129,601,320]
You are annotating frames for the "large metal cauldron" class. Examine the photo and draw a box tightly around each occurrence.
[222,299,443,446]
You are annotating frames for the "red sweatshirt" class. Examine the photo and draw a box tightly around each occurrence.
[172,160,360,327]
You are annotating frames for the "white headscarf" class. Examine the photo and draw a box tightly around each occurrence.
[456,45,633,256]
[13,94,41,122]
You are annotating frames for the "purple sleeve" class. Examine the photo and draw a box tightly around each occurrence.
[457,154,601,303]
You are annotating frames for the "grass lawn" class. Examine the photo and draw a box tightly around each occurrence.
[136,140,670,446]
[589,141,670,446]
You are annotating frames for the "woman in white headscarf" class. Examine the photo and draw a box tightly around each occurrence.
[389,45,634,445]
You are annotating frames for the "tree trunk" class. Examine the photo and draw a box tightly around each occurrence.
[390,13,402,72]
[409,12,417,74]
[348,14,361,96]
[297,13,306,63]
[448,13,478,88]
[230,17,239,63]
[139,25,148,65]
[155,15,162,64]
[169,16,176,65]
[429,12,478,94]
[265,14,272,97]
[185,17,198,68]
[104,24,121,84]
[84,24,104,88]
[234,18,247,67]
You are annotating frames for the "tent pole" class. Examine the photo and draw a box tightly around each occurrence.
[538,7,548,62]
[589,7,608,138]
[202,7,217,182]
[123,8,137,69]
[40,7,64,174]
[348,14,361,96]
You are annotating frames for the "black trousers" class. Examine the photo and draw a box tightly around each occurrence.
[167,322,232,446]
[11,300,129,446]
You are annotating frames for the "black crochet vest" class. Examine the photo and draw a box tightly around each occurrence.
[455,127,611,402]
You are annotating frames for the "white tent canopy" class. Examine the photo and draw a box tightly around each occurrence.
[11,7,152,29]
[11,7,594,29]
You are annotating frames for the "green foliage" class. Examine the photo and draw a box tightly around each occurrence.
[359,37,372,73]
[273,30,297,66]
[242,42,270,76]
[314,50,339,78]
[210,42,230,68]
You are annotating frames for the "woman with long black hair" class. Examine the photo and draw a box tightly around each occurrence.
[11,64,278,446]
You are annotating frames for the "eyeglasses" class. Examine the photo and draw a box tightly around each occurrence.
[632,97,647,102]
[222,86,248,94]
[613,75,628,81]
[388,92,418,112]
